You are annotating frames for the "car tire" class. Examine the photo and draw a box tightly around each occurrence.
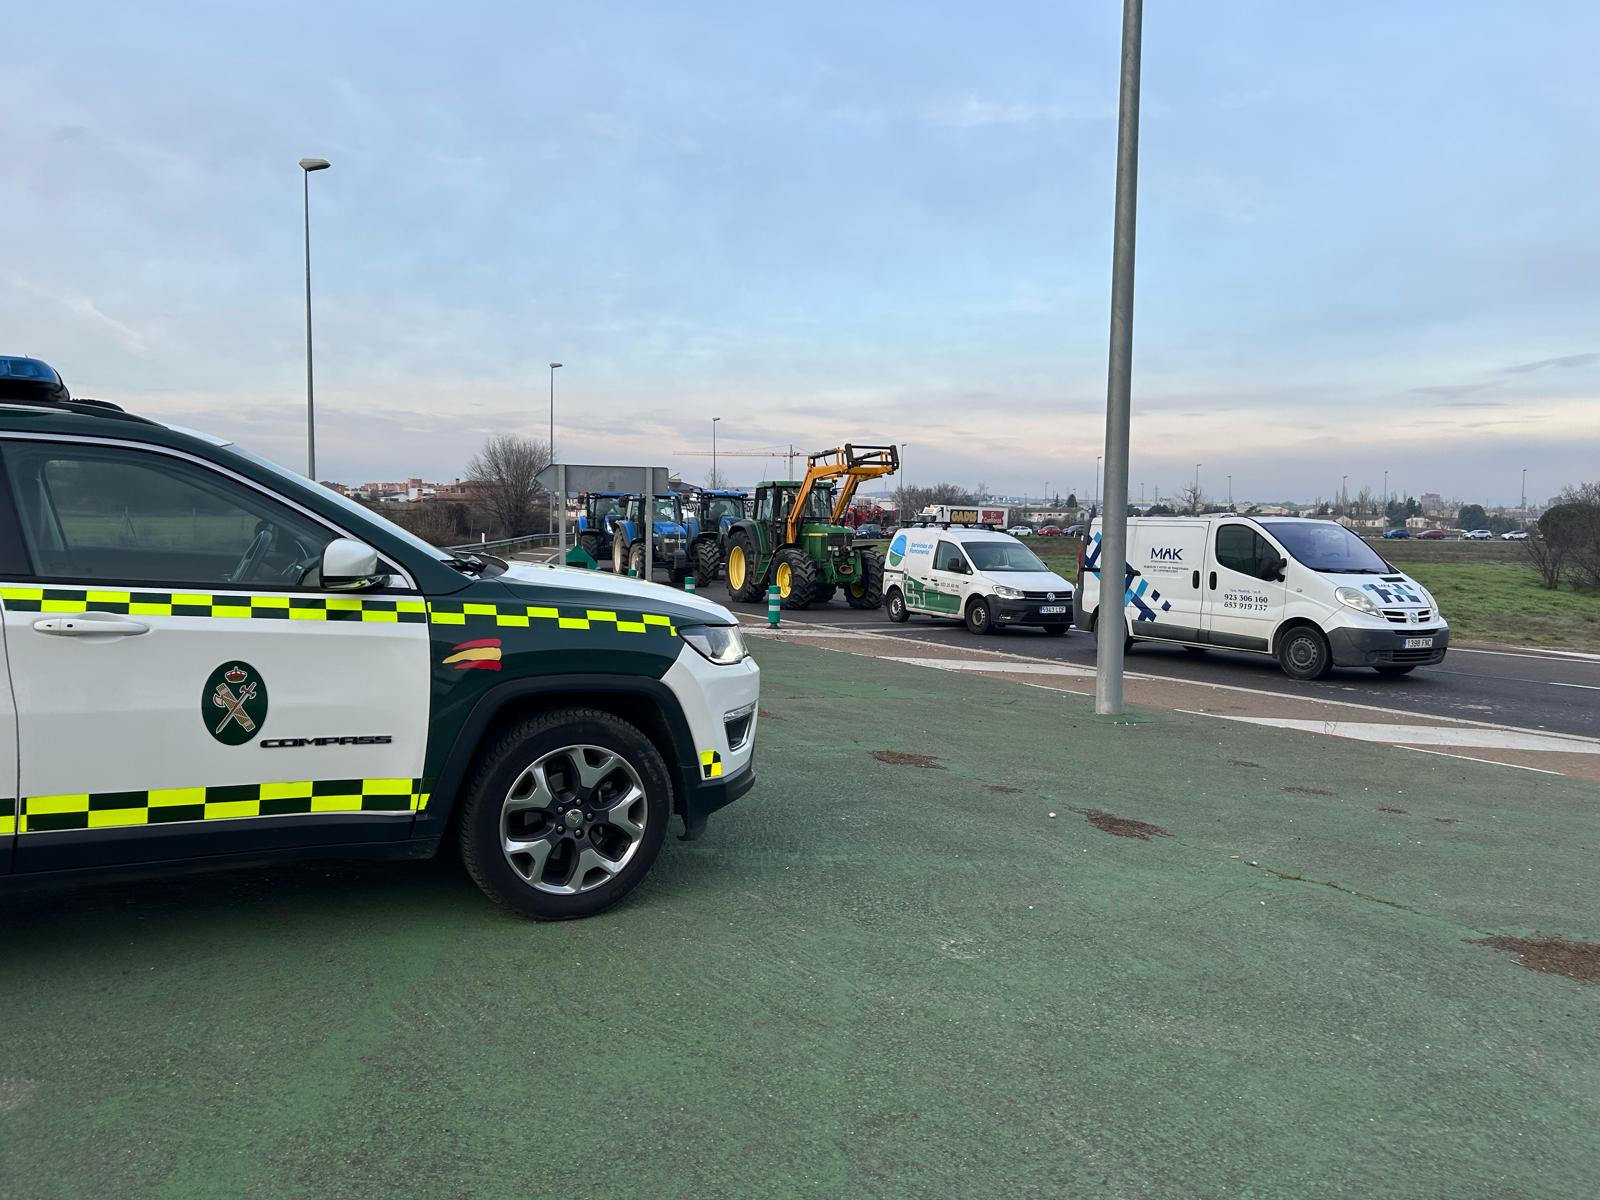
[695,539,722,585]
[1374,664,1416,676]
[774,547,817,609]
[885,587,910,623]
[1278,626,1333,680]
[965,596,995,635]
[458,709,671,920]
[725,533,763,603]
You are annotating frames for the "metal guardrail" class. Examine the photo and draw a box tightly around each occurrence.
[442,532,562,554]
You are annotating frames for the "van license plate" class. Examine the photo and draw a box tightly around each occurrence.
[1039,605,1067,615]
[1403,636,1433,649]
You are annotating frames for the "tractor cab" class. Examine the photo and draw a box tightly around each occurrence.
[684,488,750,584]
[610,493,691,583]
[574,490,628,563]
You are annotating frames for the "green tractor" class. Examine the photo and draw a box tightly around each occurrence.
[723,444,897,609]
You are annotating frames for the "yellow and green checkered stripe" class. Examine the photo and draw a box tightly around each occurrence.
[0,586,426,623]
[10,778,430,833]
[700,750,723,779]
[426,600,677,635]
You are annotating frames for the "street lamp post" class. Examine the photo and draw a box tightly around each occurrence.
[1341,474,1349,514]
[713,417,721,485]
[1227,474,1232,509]
[1521,467,1527,513]
[1382,469,1389,507]
[547,362,562,534]
[1094,456,1101,511]
[1193,463,1202,513]
[298,157,331,479]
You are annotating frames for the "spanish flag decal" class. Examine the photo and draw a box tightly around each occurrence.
[443,638,503,671]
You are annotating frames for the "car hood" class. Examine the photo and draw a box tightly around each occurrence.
[497,560,737,624]
[980,569,1074,592]
[1323,571,1431,608]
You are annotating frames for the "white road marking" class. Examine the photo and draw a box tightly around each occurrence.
[1180,712,1600,755]
[1395,746,1563,775]
[1453,645,1600,663]
[882,656,1097,678]
[1552,682,1600,692]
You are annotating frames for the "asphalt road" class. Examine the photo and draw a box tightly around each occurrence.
[718,595,1600,738]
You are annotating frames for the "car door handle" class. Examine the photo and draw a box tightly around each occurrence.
[33,613,150,637]
[1209,571,1217,590]
[1192,570,1200,589]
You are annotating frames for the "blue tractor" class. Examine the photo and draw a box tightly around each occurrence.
[610,493,692,584]
[574,491,627,564]
[685,488,749,583]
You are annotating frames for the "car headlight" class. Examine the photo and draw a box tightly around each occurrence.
[680,624,748,665]
[1334,586,1382,617]
[992,584,1023,599]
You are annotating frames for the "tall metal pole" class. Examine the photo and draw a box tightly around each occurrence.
[1094,456,1101,511]
[1094,0,1143,716]
[1520,467,1527,512]
[713,417,721,484]
[547,362,562,535]
[303,170,315,479]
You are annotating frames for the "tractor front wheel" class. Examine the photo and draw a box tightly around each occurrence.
[695,539,722,585]
[578,532,604,564]
[612,536,628,575]
[845,549,884,609]
[774,547,818,609]
[628,542,648,580]
[725,534,764,603]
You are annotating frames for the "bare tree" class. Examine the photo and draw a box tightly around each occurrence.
[894,481,976,516]
[705,466,731,489]
[467,434,551,538]
[1176,483,1205,516]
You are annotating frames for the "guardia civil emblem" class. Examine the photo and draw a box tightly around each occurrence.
[204,662,268,745]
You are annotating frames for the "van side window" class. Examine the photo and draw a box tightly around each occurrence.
[936,541,967,573]
[1215,524,1276,579]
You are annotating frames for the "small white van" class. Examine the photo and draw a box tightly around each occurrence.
[883,523,1074,635]
[1073,516,1448,679]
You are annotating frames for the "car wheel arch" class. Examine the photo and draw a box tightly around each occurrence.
[1271,616,1326,657]
[426,675,696,840]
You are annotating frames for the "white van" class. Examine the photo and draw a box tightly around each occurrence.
[883,524,1074,635]
[1072,516,1448,679]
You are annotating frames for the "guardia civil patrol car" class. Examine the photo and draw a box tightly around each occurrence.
[0,357,759,919]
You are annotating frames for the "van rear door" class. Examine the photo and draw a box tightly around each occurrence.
[1125,522,1208,643]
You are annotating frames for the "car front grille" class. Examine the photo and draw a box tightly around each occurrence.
[1382,609,1432,624]
[1022,590,1072,601]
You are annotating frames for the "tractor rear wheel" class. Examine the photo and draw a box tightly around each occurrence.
[774,547,817,609]
[578,532,604,563]
[725,534,764,602]
[845,549,884,609]
[695,539,722,584]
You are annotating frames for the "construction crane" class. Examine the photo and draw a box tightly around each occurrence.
[673,444,808,479]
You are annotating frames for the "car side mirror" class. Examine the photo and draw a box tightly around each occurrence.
[322,538,383,590]
[1264,557,1287,582]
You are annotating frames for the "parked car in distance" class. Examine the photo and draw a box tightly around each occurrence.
[1501,530,1528,541]
[1382,528,1411,539]
[1064,524,1087,537]
[854,522,883,540]
[1006,525,1033,537]
[1416,529,1448,540]
[1035,525,1064,537]
[1465,529,1494,540]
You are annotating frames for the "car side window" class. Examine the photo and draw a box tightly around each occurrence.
[1215,524,1276,580]
[936,541,967,573]
[1,441,340,588]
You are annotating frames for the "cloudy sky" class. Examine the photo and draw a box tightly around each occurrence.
[5,1,1597,506]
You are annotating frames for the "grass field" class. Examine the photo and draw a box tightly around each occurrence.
[1016,536,1600,651]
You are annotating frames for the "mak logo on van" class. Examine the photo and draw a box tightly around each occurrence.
[1150,547,1184,561]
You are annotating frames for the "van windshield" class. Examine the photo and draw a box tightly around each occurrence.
[964,540,1048,572]
[1258,520,1391,574]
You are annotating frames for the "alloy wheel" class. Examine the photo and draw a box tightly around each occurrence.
[500,745,648,894]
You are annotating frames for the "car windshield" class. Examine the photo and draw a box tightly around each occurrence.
[1259,520,1391,574]
[964,540,1048,572]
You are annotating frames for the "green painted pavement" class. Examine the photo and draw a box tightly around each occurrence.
[2,636,1597,1199]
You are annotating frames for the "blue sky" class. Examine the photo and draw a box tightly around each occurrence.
[5,1,1598,505]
